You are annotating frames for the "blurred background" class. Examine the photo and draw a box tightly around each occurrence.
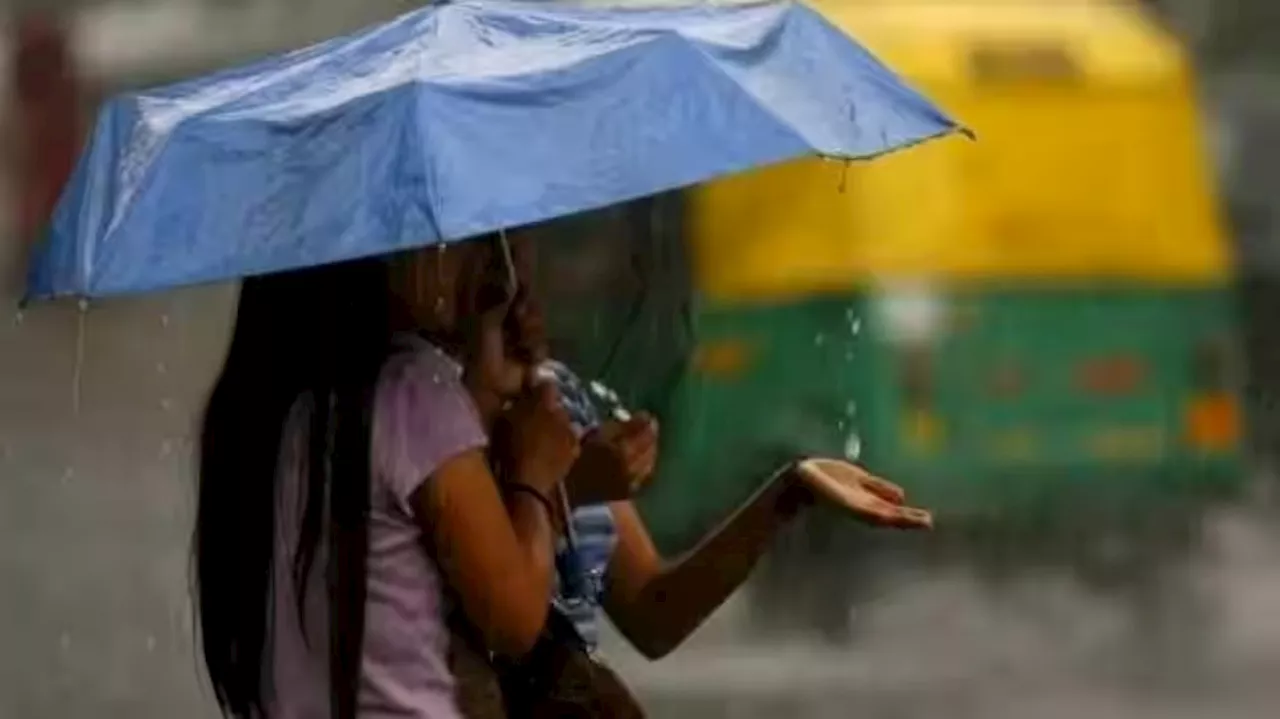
[1,0,1279,717]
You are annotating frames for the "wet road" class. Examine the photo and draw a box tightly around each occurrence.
[600,502,1280,718]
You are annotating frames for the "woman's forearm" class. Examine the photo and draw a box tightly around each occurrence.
[505,491,557,595]
[491,474,566,655]
[617,469,811,659]
[419,452,561,660]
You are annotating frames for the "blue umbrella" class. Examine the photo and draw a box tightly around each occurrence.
[26,0,962,301]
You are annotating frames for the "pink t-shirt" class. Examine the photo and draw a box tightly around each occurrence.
[268,336,488,719]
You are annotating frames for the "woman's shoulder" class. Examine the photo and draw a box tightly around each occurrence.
[381,334,466,386]
[375,334,475,423]
[372,334,486,506]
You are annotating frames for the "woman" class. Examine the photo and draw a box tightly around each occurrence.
[194,238,578,719]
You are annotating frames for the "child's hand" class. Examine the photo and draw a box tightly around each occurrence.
[565,413,659,506]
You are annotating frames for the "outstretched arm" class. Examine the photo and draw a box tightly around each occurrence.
[601,469,810,660]
[602,460,931,659]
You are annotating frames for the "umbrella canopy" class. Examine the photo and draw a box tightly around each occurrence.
[26,0,961,301]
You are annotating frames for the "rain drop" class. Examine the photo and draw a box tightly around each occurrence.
[159,314,170,328]
[159,398,174,412]
[814,333,827,347]
[845,400,858,417]
[590,380,620,404]
[59,632,71,651]
[435,241,447,312]
[155,361,168,375]
[431,374,441,385]
[12,310,24,326]
[844,433,863,462]
[145,635,157,653]
[849,318,862,336]
[159,440,173,459]
[60,466,75,485]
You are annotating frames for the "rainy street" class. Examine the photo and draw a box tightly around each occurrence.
[603,496,1280,718]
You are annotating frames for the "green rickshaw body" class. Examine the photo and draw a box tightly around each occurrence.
[656,288,1241,547]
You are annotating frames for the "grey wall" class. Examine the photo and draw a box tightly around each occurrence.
[0,187,235,715]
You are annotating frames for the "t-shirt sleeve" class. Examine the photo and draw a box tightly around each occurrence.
[371,347,488,514]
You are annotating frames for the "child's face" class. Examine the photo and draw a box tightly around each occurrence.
[386,234,542,400]
[503,234,548,366]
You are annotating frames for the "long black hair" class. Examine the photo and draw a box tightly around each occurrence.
[194,258,394,719]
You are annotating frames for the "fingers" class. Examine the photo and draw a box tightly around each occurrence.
[613,414,654,437]
[860,498,933,530]
[621,415,659,447]
[516,382,571,431]
[625,422,658,453]
[621,426,658,475]
[601,415,658,452]
[625,432,658,461]
[861,474,907,505]
[600,415,658,489]
[887,505,934,529]
[625,443,658,487]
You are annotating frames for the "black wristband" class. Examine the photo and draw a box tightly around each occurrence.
[506,483,556,521]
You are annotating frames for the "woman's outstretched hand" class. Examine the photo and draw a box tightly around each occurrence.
[793,459,933,529]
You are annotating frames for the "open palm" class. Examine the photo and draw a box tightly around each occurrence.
[795,459,933,529]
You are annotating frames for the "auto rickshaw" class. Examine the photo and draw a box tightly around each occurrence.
[534,0,1243,646]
